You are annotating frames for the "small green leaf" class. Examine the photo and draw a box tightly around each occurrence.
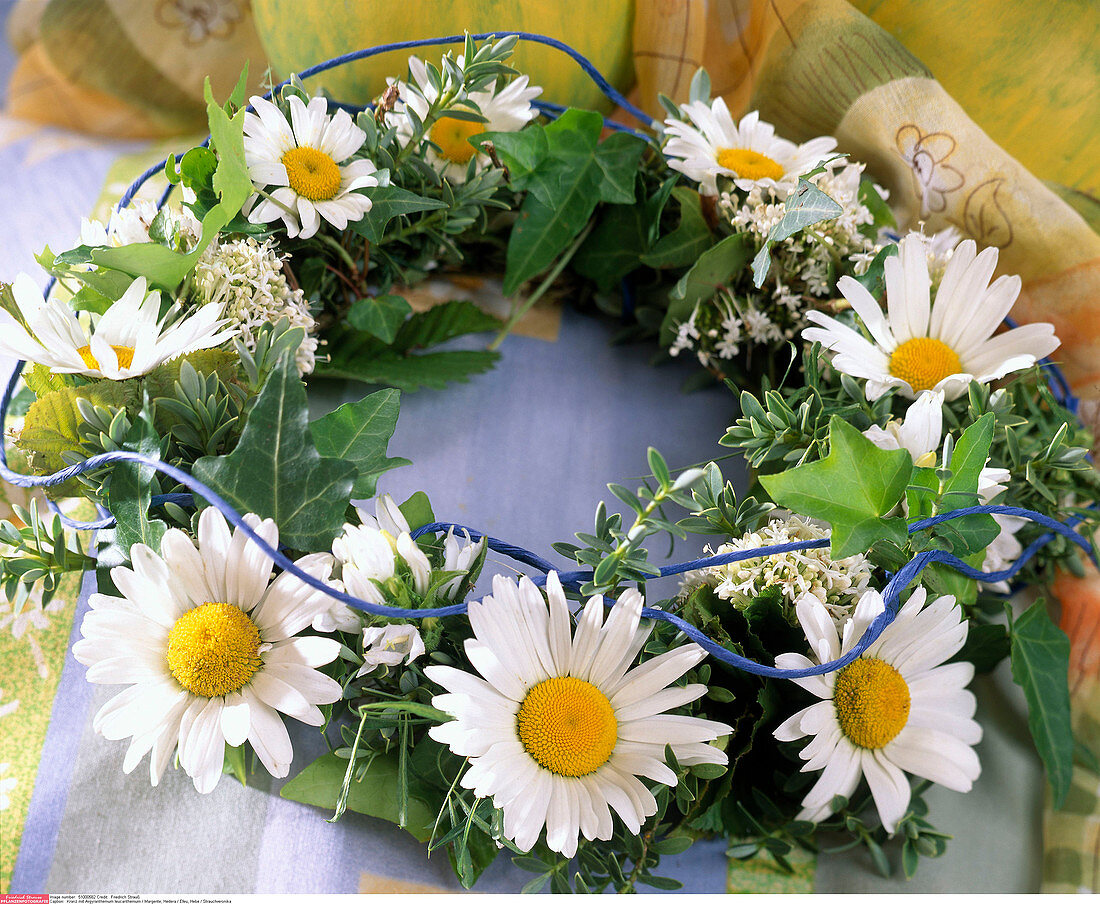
[91,78,252,290]
[752,177,843,287]
[347,186,447,244]
[640,187,713,270]
[280,751,437,842]
[223,743,248,786]
[661,233,753,343]
[309,388,410,498]
[347,294,412,343]
[760,416,912,557]
[316,348,500,392]
[107,402,167,552]
[397,491,435,532]
[1008,599,1074,807]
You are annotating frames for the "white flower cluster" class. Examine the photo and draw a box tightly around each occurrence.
[326,494,485,638]
[698,515,874,622]
[192,236,319,375]
[670,162,885,370]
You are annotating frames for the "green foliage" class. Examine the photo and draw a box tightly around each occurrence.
[106,400,168,551]
[347,294,412,343]
[553,448,704,595]
[0,498,95,608]
[319,300,502,391]
[152,359,244,464]
[21,363,70,398]
[676,461,775,536]
[83,78,253,290]
[309,388,410,498]
[191,353,355,551]
[16,380,139,477]
[1007,599,1074,808]
[660,233,753,343]
[486,109,647,295]
[750,173,844,286]
[640,186,713,270]
[760,416,912,558]
[348,186,448,244]
[280,750,438,842]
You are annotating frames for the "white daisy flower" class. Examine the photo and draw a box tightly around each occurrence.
[663,101,837,197]
[392,56,541,183]
[72,507,343,793]
[426,572,731,858]
[803,233,1060,401]
[243,94,378,240]
[356,623,426,676]
[0,274,234,380]
[774,587,981,833]
[863,390,1025,589]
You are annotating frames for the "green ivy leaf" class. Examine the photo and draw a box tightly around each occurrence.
[751,177,843,287]
[760,416,912,557]
[280,751,437,842]
[107,401,168,552]
[477,125,549,189]
[347,294,412,343]
[347,185,447,244]
[572,200,648,292]
[1008,599,1074,808]
[309,388,410,498]
[501,111,646,295]
[852,244,898,300]
[391,300,502,352]
[191,353,355,550]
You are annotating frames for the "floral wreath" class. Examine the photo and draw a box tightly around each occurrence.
[1,32,1097,893]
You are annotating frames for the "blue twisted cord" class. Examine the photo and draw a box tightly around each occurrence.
[0,377,1092,677]
[119,31,653,212]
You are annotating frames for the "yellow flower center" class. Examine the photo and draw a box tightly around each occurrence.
[429,115,484,165]
[77,344,135,371]
[716,148,785,182]
[833,657,911,749]
[516,676,618,777]
[166,602,262,698]
[281,146,342,202]
[888,337,963,392]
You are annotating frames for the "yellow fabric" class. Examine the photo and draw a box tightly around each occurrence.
[849,0,1099,199]
[4,0,270,137]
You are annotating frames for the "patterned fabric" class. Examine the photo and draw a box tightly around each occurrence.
[4,0,270,137]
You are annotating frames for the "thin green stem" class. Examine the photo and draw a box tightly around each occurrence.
[489,220,595,351]
[318,233,359,272]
